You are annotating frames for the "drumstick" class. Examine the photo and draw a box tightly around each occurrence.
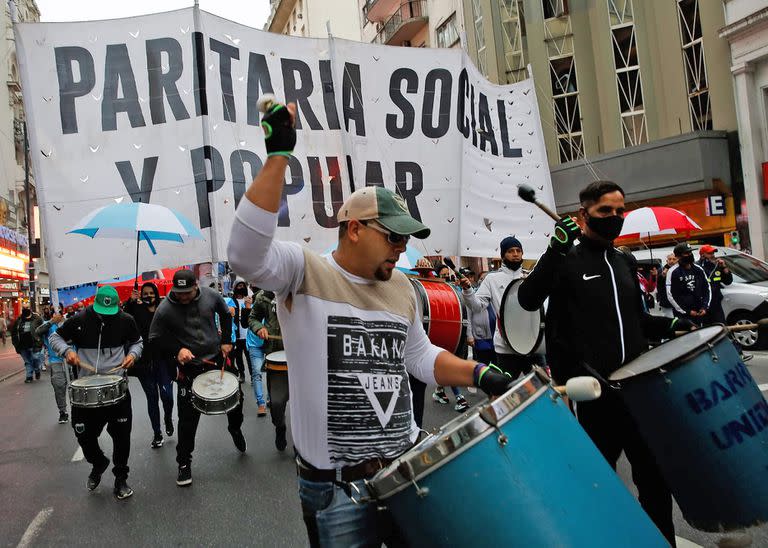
[674,318,768,337]
[106,365,124,374]
[78,362,97,373]
[442,257,466,280]
[517,184,561,222]
[553,376,602,402]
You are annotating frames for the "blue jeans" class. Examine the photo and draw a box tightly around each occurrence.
[247,346,265,405]
[20,348,42,379]
[298,477,406,547]
[137,359,174,436]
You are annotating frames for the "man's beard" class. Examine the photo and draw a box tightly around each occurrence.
[374,264,394,281]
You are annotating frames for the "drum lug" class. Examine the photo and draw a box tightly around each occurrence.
[707,343,718,362]
[397,461,430,498]
[479,407,509,447]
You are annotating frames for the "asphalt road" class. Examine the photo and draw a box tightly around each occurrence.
[0,349,766,547]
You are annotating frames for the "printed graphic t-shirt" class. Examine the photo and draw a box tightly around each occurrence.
[228,200,441,469]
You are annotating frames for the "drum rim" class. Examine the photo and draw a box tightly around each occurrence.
[609,325,728,382]
[366,371,548,500]
[70,374,125,387]
[409,278,467,355]
[499,278,544,356]
[191,370,240,401]
[190,397,240,415]
[265,350,288,364]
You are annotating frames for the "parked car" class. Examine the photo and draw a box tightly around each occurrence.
[632,246,768,349]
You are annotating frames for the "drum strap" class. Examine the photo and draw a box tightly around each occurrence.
[579,360,618,390]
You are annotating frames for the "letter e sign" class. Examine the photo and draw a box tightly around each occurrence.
[707,195,726,216]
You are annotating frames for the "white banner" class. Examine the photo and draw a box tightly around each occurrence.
[15,8,555,288]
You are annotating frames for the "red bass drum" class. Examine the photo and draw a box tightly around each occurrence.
[410,279,468,356]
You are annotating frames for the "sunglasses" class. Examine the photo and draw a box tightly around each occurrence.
[361,220,410,246]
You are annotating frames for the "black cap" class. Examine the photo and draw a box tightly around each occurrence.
[171,269,197,293]
[673,243,693,257]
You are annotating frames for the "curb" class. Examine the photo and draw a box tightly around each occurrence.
[0,369,24,383]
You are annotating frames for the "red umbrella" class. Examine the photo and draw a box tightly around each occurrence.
[618,206,701,239]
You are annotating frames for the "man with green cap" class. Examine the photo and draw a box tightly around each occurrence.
[50,285,143,501]
[227,101,516,545]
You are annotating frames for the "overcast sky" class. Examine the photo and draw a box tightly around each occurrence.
[34,0,272,29]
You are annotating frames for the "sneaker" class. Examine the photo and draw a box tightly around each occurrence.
[86,459,110,491]
[24,378,32,383]
[257,404,267,417]
[231,429,247,453]
[454,396,470,413]
[34,371,41,380]
[150,434,164,449]
[58,412,69,424]
[41,364,47,372]
[113,478,133,500]
[177,464,192,487]
[164,415,174,437]
[275,425,287,452]
[432,388,449,404]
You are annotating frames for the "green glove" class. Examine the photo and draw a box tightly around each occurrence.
[550,217,581,254]
[261,104,296,158]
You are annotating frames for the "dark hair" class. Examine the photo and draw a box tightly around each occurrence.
[338,221,349,239]
[579,180,625,207]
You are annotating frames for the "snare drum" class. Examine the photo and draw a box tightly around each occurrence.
[69,375,127,408]
[410,279,467,354]
[499,278,544,355]
[190,370,240,415]
[609,326,768,532]
[366,371,667,546]
[265,351,287,371]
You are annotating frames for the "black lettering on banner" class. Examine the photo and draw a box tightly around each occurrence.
[470,84,477,147]
[146,38,190,125]
[281,58,322,130]
[346,156,356,194]
[341,62,365,136]
[246,53,275,126]
[386,68,417,139]
[192,32,208,117]
[477,93,498,155]
[364,161,385,188]
[116,157,158,204]
[54,46,95,134]
[230,150,262,208]
[191,145,225,229]
[319,60,341,131]
[422,69,451,139]
[102,44,146,131]
[497,99,523,158]
[308,156,343,228]
[210,38,240,122]
[456,68,470,138]
[280,157,306,227]
[395,162,423,221]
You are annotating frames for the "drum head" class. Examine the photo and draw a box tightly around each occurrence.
[266,351,287,364]
[192,370,239,399]
[610,325,726,381]
[500,279,543,356]
[71,375,122,387]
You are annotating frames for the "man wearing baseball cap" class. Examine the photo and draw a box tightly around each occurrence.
[228,101,515,545]
[666,242,711,325]
[697,245,733,325]
[49,285,143,500]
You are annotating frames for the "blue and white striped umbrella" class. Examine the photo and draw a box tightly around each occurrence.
[68,202,203,255]
[322,242,423,272]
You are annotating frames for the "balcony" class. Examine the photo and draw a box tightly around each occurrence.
[374,1,428,46]
[364,0,399,23]
[13,118,24,149]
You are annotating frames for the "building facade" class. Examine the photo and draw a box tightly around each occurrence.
[266,0,364,40]
[1,0,41,317]
[360,0,465,50]
[464,0,742,250]
[720,0,768,260]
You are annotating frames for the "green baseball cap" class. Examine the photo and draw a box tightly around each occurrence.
[337,187,430,238]
[93,285,120,315]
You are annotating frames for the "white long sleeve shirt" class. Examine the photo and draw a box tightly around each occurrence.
[227,199,441,469]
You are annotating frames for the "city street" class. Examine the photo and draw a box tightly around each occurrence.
[0,346,766,547]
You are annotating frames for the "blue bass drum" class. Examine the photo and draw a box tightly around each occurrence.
[366,371,668,547]
[609,325,768,532]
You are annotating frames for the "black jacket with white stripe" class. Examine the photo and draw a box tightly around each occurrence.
[518,237,675,384]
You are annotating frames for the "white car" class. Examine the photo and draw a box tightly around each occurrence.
[632,246,768,349]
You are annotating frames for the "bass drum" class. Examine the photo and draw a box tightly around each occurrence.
[410,279,468,356]
[499,278,545,356]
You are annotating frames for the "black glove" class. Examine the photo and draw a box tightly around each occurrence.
[473,363,513,396]
[671,317,696,333]
[550,216,581,255]
[261,104,296,157]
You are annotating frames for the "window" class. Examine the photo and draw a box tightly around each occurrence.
[436,13,460,48]
[676,0,712,131]
[549,55,584,162]
[500,0,528,84]
[471,0,487,75]
[607,0,647,146]
[542,0,568,19]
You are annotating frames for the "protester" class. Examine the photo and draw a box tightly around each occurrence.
[11,304,44,383]
[36,312,68,424]
[666,242,711,326]
[245,285,267,410]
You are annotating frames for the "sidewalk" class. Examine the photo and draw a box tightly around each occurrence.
[0,345,26,382]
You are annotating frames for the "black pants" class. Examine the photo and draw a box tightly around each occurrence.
[137,360,174,437]
[496,353,533,379]
[408,375,426,428]
[71,390,132,479]
[176,378,244,466]
[267,369,289,428]
[576,389,675,544]
[231,339,252,378]
[473,346,496,367]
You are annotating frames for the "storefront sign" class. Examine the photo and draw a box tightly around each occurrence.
[707,195,726,216]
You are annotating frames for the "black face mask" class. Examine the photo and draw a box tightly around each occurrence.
[234,286,247,298]
[679,254,694,266]
[503,259,523,271]
[21,309,31,318]
[586,213,624,241]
